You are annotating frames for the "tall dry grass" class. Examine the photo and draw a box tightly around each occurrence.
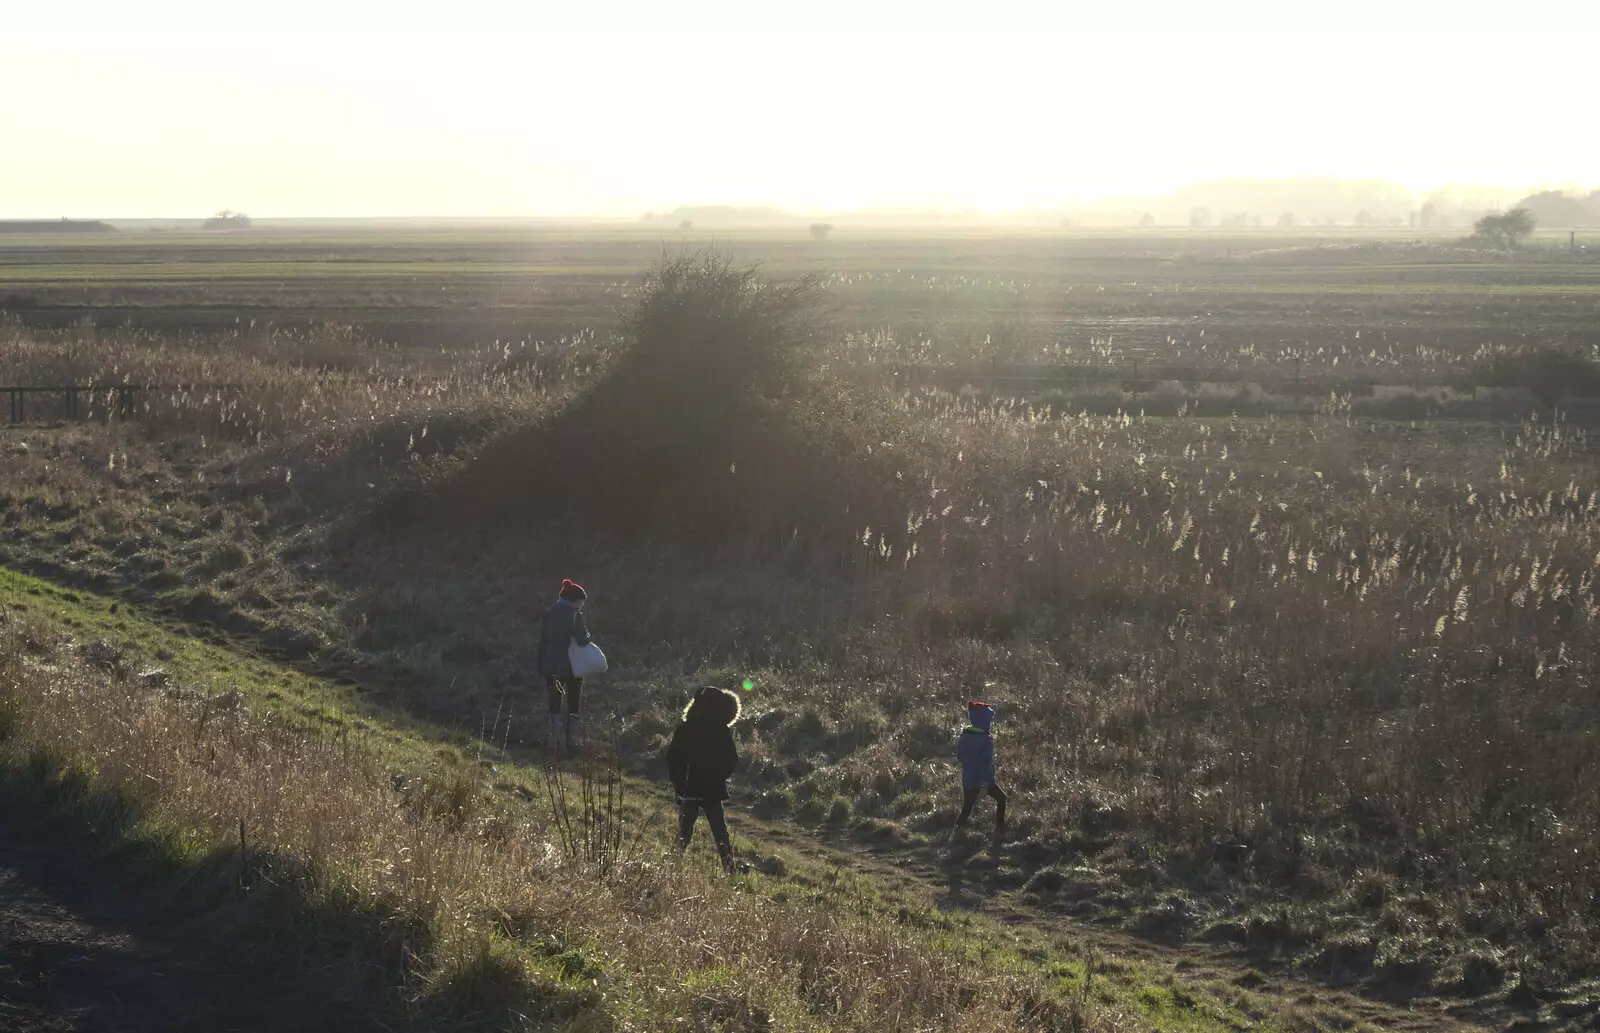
[0,317,602,446]
[0,608,1101,1033]
[341,382,1600,984]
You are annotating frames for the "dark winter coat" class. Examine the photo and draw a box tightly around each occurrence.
[666,687,741,802]
[537,599,591,679]
[957,705,996,790]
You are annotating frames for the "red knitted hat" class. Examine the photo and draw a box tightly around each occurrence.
[559,579,587,601]
[966,700,992,711]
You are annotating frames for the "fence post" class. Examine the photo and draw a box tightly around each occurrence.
[1295,357,1305,420]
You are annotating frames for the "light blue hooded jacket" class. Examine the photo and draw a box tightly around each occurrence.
[956,704,997,789]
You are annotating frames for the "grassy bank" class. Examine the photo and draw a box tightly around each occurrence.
[7,564,1468,1033]
[0,570,1113,1032]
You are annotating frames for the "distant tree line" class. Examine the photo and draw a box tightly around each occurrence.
[0,219,115,235]
[1512,190,1600,228]
[1066,179,1600,230]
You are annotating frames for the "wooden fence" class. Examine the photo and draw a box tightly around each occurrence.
[888,359,1452,397]
[4,385,237,425]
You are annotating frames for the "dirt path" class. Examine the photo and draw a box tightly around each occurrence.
[0,815,367,1033]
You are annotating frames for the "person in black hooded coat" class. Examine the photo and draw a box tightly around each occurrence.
[666,686,741,872]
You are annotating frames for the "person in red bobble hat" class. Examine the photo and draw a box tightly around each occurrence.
[538,579,592,749]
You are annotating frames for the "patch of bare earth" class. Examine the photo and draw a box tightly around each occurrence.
[0,818,369,1033]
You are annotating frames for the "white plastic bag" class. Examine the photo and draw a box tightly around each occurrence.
[568,640,608,678]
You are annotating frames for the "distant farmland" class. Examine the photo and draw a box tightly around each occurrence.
[3,223,1598,358]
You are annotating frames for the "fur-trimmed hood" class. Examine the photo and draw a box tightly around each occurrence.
[682,686,742,728]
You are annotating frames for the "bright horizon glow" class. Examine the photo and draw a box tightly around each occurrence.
[2,0,1595,219]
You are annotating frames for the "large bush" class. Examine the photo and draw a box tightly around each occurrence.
[399,253,912,547]
[1473,345,1600,407]
[616,251,824,405]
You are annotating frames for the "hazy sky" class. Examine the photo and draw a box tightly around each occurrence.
[3,0,1595,218]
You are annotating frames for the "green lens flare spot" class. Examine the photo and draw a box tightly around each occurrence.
[742,679,755,692]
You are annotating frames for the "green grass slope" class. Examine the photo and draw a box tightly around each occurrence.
[1,565,1480,1033]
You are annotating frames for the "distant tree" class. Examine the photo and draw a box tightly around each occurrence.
[1500,207,1535,246]
[1473,207,1536,248]
[1138,212,1155,227]
[1189,206,1212,228]
[1419,201,1438,228]
[1353,209,1376,227]
[809,223,833,242]
[678,219,694,231]
[202,209,251,230]
[1220,212,1250,228]
[1277,212,1297,227]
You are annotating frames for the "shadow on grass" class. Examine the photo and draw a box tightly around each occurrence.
[0,745,600,1033]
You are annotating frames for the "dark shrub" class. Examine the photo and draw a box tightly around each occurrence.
[1473,346,1600,407]
[396,252,913,548]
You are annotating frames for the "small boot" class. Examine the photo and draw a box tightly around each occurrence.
[565,714,582,751]
[717,840,737,874]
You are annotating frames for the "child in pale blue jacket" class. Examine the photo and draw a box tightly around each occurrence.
[954,701,1008,834]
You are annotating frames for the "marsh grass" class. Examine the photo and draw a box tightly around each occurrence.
[2,264,1598,1001]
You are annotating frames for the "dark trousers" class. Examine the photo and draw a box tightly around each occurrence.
[677,798,735,871]
[546,676,583,714]
[956,783,1008,827]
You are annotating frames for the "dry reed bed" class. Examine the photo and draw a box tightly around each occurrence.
[0,319,603,445]
[0,612,1104,1033]
[836,395,1600,965]
[501,387,1597,978]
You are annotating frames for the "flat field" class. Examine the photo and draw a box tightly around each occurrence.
[3,224,1598,367]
